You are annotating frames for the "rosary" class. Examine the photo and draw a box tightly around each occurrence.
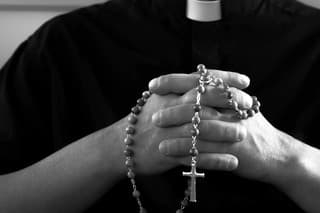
[124,65,261,213]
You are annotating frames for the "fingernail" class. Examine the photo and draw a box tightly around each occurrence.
[228,157,239,170]
[148,78,158,91]
[240,75,250,87]
[159,141,169,155]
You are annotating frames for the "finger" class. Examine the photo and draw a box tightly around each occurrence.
[159,119,246,142]
[178,86,253,110]
[152,104,232,127]
[149,71,250,95]
[198,120,247,142]
[159,138,233,157]
[177,153,239,171]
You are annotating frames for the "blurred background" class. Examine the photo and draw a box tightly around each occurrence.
[0,0,106,68]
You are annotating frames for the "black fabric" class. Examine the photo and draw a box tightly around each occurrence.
[0,0,320,212]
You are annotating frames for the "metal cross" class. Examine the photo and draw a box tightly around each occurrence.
[183,165,205,202]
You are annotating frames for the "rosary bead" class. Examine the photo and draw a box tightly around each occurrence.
[236,110,244,119]
[137,98,146,106]
[124,147,134,157]
[197,64,207,76]
[132,106,141,115]
[181,199,189,207]
[142,91,151,99]
[255,100,261,108]
[255,101,261,107]
[223,82,230,90]
[196,85,206,94]
[125,158,134,168]
[252,104,260,113]
[200,75,209,82]
[241,110,248,120]
[192,116,201,125]
[247,109,255,117]
[127,170,135,179]
[226,91,233,99]
[252,96,258,103]
[191,128,200,137]
[124,136,134,145]
[215,78,223,86]
[189,148,199,157]
[132,190,141,198]
[197,64,206,72]
[128,114,138,124]
[126,126,136,135]
[193,104,201,112]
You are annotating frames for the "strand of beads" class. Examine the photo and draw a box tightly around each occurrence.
[181,65,211,205]
[199,65,261,119]
[124,65,261,213]
[181,64,261,205]
[124,90,152,213]
[125,90,193,213]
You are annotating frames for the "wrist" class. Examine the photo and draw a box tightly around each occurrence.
[96,119,128,180]
[272,132,318,193]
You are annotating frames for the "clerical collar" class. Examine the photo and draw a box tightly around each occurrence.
[186,0,222,22]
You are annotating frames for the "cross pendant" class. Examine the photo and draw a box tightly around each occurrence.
[183,165,205,202]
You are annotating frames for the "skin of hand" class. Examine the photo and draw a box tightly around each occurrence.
[154,106,300,184]
[113,70,252,176]
[151,71,320,213]
[150,71,306,184]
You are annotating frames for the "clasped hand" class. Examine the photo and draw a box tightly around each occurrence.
[125,69,300,187]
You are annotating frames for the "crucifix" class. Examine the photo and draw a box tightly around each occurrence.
[183,165,205,202]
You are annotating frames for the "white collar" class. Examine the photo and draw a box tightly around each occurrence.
[186,0,222,22]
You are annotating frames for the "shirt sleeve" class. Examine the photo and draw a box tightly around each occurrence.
[0,17,66,174]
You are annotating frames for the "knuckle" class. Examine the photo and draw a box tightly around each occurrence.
[183,123,192,136]
[232,89,252,109]
[199,121,208,136]
[222,125,233,140]
[233,124,240,141]
[169,139,189,156]
[215,156,232,170]
[182,89,196,104]
[178,140,189,154]
[246,94,254,108]
[206,106,220,118]
[158,75,168,86]
[159,74,174,88]
[156,110,164,125]
[226,71,235,83]
[235,124,246,141]
[170,140,180,154]
[199,107,207,119]
[235,73,243,84]
[235,89,245,108]
[215,157,224,169]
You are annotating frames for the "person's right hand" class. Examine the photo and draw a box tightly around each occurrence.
[111,70,251,176]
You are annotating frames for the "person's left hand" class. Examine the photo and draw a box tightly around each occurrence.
[150,72,303,186]
[155,107,300,185]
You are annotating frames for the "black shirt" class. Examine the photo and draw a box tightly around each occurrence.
[0,0,320,212]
